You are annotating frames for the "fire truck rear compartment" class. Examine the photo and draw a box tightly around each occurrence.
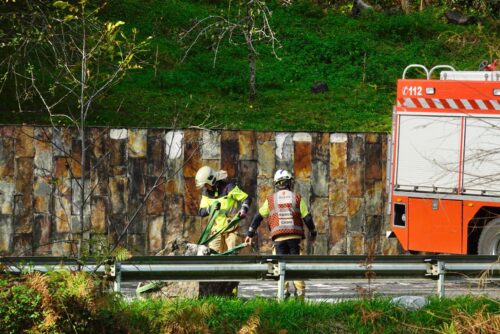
[407,198,463,254]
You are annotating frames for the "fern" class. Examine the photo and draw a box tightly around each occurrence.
[238,309,261,334]
[26,272,59,333]
[112,246,132,262]
[64,272,96,314]
[161,301,216,334]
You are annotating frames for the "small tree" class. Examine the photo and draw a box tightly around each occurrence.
[182,0,281,103]
[0,0,150,259]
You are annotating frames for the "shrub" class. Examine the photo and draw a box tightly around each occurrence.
[0,271,130,334]
[0,277,44,334]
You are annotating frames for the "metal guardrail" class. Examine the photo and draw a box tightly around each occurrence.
[2,255,500,300]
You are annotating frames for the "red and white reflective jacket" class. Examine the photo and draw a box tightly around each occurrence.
[267,190,304,238]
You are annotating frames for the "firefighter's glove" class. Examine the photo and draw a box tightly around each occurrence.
[237,204,249,219]
[214,202,221,211]
[244,236,252,245]
[237,208,247,219]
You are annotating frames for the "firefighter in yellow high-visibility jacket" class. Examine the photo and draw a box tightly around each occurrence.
[196,166,251,253]
[245,169,316,300]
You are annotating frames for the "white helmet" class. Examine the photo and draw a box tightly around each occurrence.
[195,166,228,189]
[273,169,293,184]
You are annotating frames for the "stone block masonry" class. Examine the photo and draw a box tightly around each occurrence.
[0,126,400,256]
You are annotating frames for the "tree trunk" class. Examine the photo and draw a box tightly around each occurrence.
[246,4,256,104]
[79,15,87,261]
[247,45,256,103]
[401,0,411,14]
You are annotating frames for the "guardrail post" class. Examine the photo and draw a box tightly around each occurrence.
[111,261,121,293]
[277,261,286,301]
[437,261,446,299]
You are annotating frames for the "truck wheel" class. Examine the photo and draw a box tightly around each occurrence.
[478,218,500,255]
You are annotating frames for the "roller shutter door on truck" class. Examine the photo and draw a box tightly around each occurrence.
[463,117,500,196]
[396,115,461,193]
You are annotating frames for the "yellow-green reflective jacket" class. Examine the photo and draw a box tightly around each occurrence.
[199,182,248,229]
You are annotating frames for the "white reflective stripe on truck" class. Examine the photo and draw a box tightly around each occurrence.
[398,98,500,111]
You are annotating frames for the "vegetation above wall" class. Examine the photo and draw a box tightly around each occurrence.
[0,0,498,132]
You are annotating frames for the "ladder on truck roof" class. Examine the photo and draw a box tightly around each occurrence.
[402,64,500,81]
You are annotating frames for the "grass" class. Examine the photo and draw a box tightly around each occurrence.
[0,1,498,132]
[108,295,500,333]
[2,272,500,333]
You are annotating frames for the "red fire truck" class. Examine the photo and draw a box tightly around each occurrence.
[388,64,500,255]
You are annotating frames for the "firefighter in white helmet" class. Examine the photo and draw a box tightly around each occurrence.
[196,166,251,253]
[245,169,316,300]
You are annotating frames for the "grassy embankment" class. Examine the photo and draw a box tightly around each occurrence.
[1,1,498,132]
[2,271,500,333]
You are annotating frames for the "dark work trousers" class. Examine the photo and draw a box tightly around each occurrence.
[272,237,305,294]
[274,238,301,255]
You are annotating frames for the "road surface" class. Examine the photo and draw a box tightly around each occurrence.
[121,277,500,301]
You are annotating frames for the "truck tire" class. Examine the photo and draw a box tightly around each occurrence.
[478,218,500,255]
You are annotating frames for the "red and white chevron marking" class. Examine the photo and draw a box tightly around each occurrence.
[397,98,500,111]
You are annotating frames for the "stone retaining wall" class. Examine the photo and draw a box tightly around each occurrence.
[0,126,401,256]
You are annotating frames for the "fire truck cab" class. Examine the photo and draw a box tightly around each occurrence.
[389,64,500,255]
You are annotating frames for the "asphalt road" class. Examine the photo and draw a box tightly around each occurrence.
[121,278,500,302]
